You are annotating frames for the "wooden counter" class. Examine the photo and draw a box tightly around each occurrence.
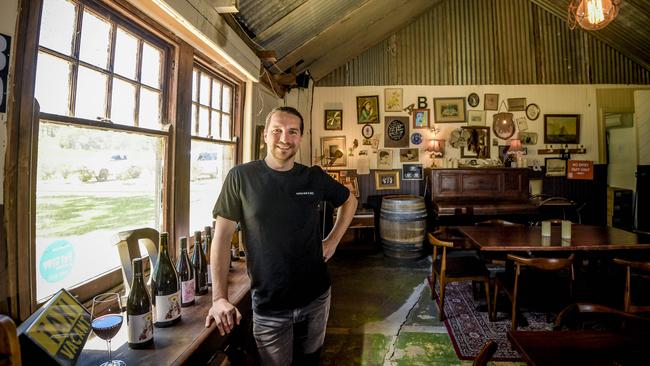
[77,260,251,366]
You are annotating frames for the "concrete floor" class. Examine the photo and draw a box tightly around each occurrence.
[322,251,522,366]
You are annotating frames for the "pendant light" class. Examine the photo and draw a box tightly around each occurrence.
[568,0,621,31]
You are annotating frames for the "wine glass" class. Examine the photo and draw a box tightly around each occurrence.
[91,293,126,366]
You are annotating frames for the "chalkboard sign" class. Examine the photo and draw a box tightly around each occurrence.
[17,289,92,366]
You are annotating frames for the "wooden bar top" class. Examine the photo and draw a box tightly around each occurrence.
[77,260,251,366]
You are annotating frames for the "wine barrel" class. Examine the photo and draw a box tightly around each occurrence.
[379,195,427,259]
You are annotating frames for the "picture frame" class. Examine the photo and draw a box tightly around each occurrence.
[412,109,429,129]
[399,148,419,162]
[545,157,567,177]
[320,136,347,167]
[519,132,538,145]
[484,93,499,110]
[498,145,510,163]
[467,110,486,126]
[361,124,374,139]
[516,117,528,131]
[402,164,423,180]
[357,95,380,124]
[434,97,466,123]
[460,126,490,158]
[507,98,527,111]
[544,114,580,144]
[377,149,394,169]
[341,176,360,197]
[324,109,342,130]
[375,170,401,190]
[526,103,540,120]
[384,88,403,112]
[467,93,480,108]
[384,116,409,147]
[326,171,340,181]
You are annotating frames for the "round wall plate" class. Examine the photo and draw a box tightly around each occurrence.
[467,93,480,107]
[361,124,374,138]
[411,132,422,145]
[526,103,540,120]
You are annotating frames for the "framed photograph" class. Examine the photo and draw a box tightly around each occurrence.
[507,98,527,111]
[498,145,510,163]
[357,95,380,124]
[467,110,486,126]
[377,149,394,169]
[361,124,374,139]
[545,157,567,177]
[384,116,409,147]
[544,114,580,144]
[460,126,490,158]
[375,170,400,190]
[519,132,538,145]
[326,171,340,181]
[341,176,360,197]
[254,125,267,160]
[526,103,540,120]
[320,136,347,167]
[467,93,480,108]
[384,88,403,112]
[402,164,423,180]
[412,109,429,129]
[434,97,466,123]
[484,93,499,110]
[399,148,419,162]
[324,109,342,130]
[516,117,528,131]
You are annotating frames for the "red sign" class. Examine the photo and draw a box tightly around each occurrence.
[567,160,593,180]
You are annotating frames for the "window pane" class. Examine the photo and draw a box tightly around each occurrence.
[222,114,231,141]
[211,80,221,109]
[192,70,198,102]
[139,88,161,129]
[141,42,161,88]
[190,140,234,231]
[75,66,107,120]
[191,104,198,135]
[36,122,165,301]
[198,107,209,137]
[79,10,111,69]
[111,78,136,126]
[210,111,220,139]
[222,85,231,113]
[39,0,76,56]
[35,52,71,115]
[114,28,138,80]
[199,73,210,106]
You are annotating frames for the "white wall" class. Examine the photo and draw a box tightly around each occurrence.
[246,83,281,162]
[608,127,637,190]
[636,90,650,166]
[283,83,313,166]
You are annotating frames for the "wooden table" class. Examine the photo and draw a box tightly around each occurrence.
[508,330,648,365]
[77,260,251,366]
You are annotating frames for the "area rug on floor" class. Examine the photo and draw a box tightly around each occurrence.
[433,280,554,361]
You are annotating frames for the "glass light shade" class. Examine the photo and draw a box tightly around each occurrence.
[509,139,522,152]
[426,139,445,157]
[570,0,620,30]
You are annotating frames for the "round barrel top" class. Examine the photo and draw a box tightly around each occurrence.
[382,195,424,202]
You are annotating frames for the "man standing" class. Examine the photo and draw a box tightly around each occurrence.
[205,106,357,365]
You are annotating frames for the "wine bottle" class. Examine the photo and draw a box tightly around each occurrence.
[176,237,195,307]
[127,257,154,348]
[192,230,209,295]
[203,226,212,287]
[151,232,181,327]
[230,227,240,262]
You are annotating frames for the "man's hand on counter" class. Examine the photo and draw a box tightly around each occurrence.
[205,298,242,336]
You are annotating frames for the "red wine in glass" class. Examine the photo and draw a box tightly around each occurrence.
[91,314,123,340]
[91,293,126,366]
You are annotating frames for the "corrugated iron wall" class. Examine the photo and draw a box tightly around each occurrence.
[317,0,650,86]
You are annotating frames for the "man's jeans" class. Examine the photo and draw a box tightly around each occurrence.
[253,288,331,366]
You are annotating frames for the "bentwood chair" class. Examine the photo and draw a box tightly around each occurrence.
[554,302,650,333]
[472,339,497,366]
[493,254,575,330]
[115,227,160,294]
[613,258,650,314]
[428,231,492,321]
[0,315,21,366]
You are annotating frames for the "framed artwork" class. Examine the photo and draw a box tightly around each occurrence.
[384,88,403,112]
[375,170,400,190]
[399,148,419,162]
[519,132,538,145]
[434,97,466,123]
[507,98,527,111]
[254,125,267,160]
[384,116,409,147]
[467,93,480,108]
[484,93,499,110]
[460,126,490,158]
[361,124,374,138]
[320,136,347,167]
[402,164,423,180]
[544,114,580,144]
[516,117,528,131]
[324,109,342,130]
[412,109,429,129]
[545,157,567,177]
[326,171,340,181]
[377,149,394,169]
[526,103,540,120]
[467,110,486,126]
[498,145,510,163]
[357,95,380,124]
[341,176,359,197]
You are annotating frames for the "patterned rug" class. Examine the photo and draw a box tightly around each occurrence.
[434,281,554,361]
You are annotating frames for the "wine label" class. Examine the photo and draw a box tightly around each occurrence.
[207,264,212,285]
[155,292,181,323]
[128,312,153,344]
[181,279,195,304]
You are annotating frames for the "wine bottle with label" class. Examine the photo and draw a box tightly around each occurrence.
[127,257,154,348]
[203,226,212,287]
[192,230,209,295]
[176,236,195,307]
[151,232,181,327]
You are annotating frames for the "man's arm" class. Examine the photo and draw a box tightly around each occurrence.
[204,216,241,335]
[322,194,358,261]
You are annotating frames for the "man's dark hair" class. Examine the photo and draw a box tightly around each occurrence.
[265,106,304,135]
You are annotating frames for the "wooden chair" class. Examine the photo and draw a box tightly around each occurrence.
[115,227,160,294]
[493,253,575,330]
[472,339,497,366]
[0,315,21,366]
[427,231,492,321]
[554,302,650,333]
[613,258,650,314]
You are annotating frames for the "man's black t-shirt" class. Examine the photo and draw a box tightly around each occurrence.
[213,160,350,312]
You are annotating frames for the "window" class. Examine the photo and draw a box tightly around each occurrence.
[34,0,169,301]
[189,65,237,231]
